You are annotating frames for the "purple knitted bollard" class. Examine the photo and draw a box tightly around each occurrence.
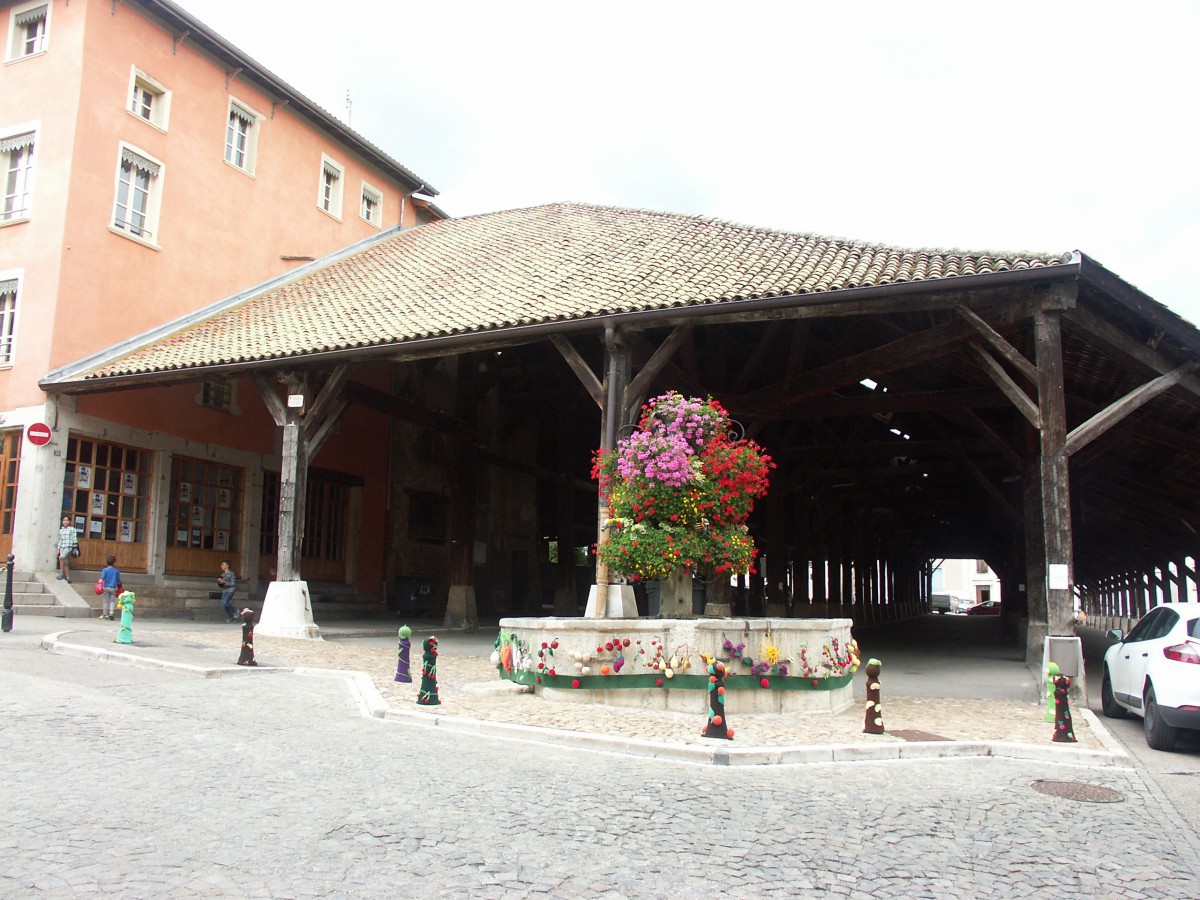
[395,625,413,683]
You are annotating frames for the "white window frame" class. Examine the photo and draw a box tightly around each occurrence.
[0,271,20,367]
[224,98,261,175]
[127,67,171,132]
[6,2,48,61]
[1,125,36,224]
[360,181,383,228]
[110,143,164,249]
[317,154,344,220]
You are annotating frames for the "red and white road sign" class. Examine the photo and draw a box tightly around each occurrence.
[26,422,52,446]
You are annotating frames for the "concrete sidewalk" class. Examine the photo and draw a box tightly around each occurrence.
[33,614,1129,768]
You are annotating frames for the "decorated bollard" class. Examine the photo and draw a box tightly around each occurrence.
[1051,672,1077,743]
[702,659,733,740]
[417,635,440,705]
[394,625,413,683]
[114,590,135,645]
[863,658,884,734]
[2,553,14,633]
[237,608,258,666]
[1043,661,1060,723]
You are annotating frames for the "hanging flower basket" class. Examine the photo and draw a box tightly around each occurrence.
[593,392,774,582]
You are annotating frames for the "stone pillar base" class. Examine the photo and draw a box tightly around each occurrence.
[584,584,638,617]
[444,584,477,630]
[256,581,321,640]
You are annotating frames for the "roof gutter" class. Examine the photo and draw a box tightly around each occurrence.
[42,259,1082,395]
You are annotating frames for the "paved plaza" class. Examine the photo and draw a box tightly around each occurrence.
[2,617,1199,898]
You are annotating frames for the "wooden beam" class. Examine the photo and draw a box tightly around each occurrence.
[733,301,1035,415]
[550,334,605,407]
[1065,304,1200,399]
[624,325,689,413]
[1065,362,1198,456]
[306,399,347,459]
[253,373,288,426]
[957,305,1038,383]
[968,342,1041,428]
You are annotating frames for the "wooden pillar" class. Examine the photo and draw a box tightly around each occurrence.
[277,407,306,581]
[1035,305,1075,637]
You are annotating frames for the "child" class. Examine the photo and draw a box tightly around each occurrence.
[56,514,78,582]
[100,555,121,620]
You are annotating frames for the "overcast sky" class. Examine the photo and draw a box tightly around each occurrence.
[177,0,1200,323]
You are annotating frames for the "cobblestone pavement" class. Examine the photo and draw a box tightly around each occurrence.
[3,623,1200,897]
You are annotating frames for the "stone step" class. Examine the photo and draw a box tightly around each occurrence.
[13,593,57,606]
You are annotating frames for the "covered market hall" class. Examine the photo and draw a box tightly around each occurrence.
[39,203,1200,663]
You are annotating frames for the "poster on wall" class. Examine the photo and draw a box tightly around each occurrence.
[76,465,91,490]
[176,529,188,544]
[122,473,137,496]
[179,482,192,503]
[191,505,204,527]
[89,519,102,535]
[217,488,231,509]
[73,515,85,533]
[215,530,228,551]
[90,492,105,515]
[119,520,133,542]
[191,529,201,546]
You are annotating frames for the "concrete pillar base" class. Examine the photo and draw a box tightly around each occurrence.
[256,581,321,640]
[584,584,638,617]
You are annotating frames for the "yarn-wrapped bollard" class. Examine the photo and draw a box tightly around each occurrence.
[114,590,135,645]
[417,635,440,705]
[863,658,884,734]
[1051,673,1077,743]
[702,660,733,740]
[237,608,258,666]
[395,625,413,683]
[1043,661,1060,723]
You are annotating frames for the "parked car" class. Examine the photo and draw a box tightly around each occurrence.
[1102,602,1200,750]
[965,599,1001,616]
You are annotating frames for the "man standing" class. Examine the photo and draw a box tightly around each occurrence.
[217,560,238,623]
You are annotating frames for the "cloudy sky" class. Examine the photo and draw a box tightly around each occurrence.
[176,0,1200,322]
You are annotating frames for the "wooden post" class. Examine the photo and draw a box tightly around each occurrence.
[277,409,304,581]
[1034,304,1075,638]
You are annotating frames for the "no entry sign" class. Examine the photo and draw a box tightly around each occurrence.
[26,422,52,446]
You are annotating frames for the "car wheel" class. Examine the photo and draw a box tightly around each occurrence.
[1144,685,1180,751]
[1100,669,1127,719]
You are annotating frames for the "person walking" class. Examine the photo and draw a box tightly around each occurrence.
[56,514,78,582]
[217,560,238,623]
[99,555,121,620]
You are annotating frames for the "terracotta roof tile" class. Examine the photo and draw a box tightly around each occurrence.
[74,203,1072,382]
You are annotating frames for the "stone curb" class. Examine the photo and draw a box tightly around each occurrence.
[41,633,1130,769]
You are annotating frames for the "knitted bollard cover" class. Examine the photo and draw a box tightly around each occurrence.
[1052,674,1076,743]
[863,659,884,734]
[417,635,440,705]
[237,608,258,666]
[395,625,413,683]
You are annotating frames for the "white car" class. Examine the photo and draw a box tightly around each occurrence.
[1102,601,1200,750]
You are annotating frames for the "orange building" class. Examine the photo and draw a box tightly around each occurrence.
[0,0,440,600]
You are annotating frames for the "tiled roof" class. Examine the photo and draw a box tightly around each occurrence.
[63,203,1074,383]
